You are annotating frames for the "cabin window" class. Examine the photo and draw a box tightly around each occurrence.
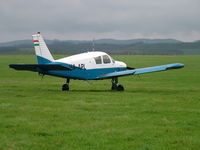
[103,55,111,64]
[94,56,102,64]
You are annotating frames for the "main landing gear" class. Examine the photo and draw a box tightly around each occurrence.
[62,78,70,91]
[62,77,124,91]
[111,77,124,91]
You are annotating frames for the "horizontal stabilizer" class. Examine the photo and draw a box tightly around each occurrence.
[9,64,72,72]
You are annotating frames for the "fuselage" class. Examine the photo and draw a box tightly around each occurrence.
[46,51,127,80]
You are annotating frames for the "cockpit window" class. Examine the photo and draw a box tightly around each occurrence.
[112,58,115,63]
[94,56,102,64]
[103,55,111,64]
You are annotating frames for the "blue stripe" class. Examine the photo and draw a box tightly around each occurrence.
[42,66,126,80]
[37,56,52,64]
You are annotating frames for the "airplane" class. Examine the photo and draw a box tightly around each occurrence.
[9,32,184,91]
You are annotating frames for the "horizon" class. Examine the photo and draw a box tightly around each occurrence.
[0,34,200,43]
[0,38,200,44]
[1,36,199,44]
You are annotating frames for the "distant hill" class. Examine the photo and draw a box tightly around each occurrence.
[0,38,199,55]
[0,40,32,47]
[94,39,181,44]
[0,38,181,47]
[0,39,55,47]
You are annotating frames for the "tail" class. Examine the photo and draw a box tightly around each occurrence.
[32,32,54,64]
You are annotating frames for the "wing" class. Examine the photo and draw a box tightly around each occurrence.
[9,63,73,72]
[98,63,184,79]
[133,63,184,75]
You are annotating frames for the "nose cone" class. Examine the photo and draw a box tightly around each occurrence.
[116,61,127,68]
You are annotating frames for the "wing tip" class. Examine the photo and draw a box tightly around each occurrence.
[167,63,184,70]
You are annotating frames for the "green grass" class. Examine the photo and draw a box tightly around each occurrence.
[0,55,200,150]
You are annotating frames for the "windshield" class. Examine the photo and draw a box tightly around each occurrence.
[103,55,111,64]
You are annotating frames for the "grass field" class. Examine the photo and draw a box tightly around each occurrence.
[0,55,200,150]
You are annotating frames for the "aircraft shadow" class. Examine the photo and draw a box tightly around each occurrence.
[47,89,120,93]
[47,88,186,93]
[64,90,115,93]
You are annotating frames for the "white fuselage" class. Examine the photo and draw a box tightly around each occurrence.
[55,51,127,70]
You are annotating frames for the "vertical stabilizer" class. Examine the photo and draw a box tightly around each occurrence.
[32,32,54,64]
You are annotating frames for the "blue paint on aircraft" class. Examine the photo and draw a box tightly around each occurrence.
[37,56,52,64]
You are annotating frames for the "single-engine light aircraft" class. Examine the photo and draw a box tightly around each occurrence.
[9,32,184,91]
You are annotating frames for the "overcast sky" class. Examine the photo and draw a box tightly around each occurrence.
[0,0,200,42]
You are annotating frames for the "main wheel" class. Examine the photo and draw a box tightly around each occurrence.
[117,85,124,91]
[111,84,117,90]
[62,84,69,91]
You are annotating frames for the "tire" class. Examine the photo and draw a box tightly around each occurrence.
[111,84,117,90]
[62,84,69,91]
[117,85,124,91]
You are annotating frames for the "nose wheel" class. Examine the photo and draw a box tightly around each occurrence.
[111,77,124,91]
[62,78,70,91]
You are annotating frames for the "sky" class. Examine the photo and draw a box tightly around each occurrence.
[0,0,200,42]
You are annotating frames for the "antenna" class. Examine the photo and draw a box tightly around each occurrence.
[92,38,95,51]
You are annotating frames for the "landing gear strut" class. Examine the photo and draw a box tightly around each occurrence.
[111,77,124,91]
[62,78,70,91]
